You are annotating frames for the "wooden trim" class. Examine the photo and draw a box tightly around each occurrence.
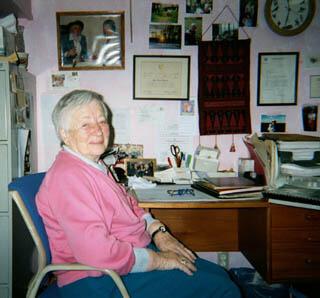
[138,200,268,209]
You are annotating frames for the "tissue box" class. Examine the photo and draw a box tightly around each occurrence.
[194,156,219,173]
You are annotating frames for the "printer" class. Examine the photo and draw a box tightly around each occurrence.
[244,133,320,190]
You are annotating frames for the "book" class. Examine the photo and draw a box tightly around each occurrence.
[263,185,320,207]
[203,176,258,189]
[192,180,264,197]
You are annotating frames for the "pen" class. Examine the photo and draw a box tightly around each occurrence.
[167,157,173,168]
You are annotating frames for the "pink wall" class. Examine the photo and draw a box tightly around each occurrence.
[20,0,320,172]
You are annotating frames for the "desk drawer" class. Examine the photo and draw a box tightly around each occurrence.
[272,229,320,249]
[272,249,320,280]
[271,205,320,228]
[151,208,239,251]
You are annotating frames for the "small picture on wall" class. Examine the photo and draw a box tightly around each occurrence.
[51,73,65,88]
[310,75,320,98]
[151,3,179,23]
[261,114,286,132]
[186,0,212,14]
[180,100,195,115]
[125,158,156,177]
[149,24,181,49]
[184,17,202,46]
[239,0,258,27]
[302,105,318,131]
[212,24,238,41]
[50,71,80,89]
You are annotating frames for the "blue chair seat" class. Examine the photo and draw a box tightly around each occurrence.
[9,173,129,298]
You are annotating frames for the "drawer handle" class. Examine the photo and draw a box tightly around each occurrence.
[305,214,320,221]
[304,258,320,266]
[305,258,313,265]
[306,237,320,242]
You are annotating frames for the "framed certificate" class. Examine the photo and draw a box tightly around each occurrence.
[257,52,299,106]
[133,55,190,100]
[310,75,320,98]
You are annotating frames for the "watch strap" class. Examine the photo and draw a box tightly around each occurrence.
[151,225,166,239]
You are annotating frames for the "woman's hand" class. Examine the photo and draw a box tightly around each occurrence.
[147,249,197,276]
[67,48,77,57]
[153,229,197,264]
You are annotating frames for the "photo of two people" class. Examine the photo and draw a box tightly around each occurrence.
[57,11,124,70]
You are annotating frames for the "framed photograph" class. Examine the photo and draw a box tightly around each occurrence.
[149,24,181,49]
[302,105,318,131]
[186,0,212,14]
[184,17,202,46]
[56,11,125,70]
[212,23,239,41]
[125,158,156,177]
[257,52,299,106]
[133,55,190,100]
[239,0,258,27]
[310,75,320,98]
[151,3,179,23]
[260,114,286,132]
[113,144,144,159]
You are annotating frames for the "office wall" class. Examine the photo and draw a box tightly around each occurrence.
[20,0,320,172]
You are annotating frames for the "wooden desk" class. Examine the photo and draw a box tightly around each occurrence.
[139,199,268,253]
[138,198,320,283]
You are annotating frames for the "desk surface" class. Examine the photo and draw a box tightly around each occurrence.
[134,185,268,209]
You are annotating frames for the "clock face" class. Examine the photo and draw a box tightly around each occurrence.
[265,0,316,35]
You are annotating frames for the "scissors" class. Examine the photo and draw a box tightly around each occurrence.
[170,145,181,167]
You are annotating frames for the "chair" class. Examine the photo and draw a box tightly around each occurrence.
[8,173,130,298]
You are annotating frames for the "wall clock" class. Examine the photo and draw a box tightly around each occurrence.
[264,0,316,36]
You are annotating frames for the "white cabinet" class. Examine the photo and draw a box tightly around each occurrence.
[0,70,8,140]
[0,62,12,298]
[0,61,36,298]
[0,215,10,285]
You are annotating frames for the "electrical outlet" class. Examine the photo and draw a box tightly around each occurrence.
[217,252,229,269]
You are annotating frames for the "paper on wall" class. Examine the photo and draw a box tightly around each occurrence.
[50,71,80,89]
[112,109,131,144]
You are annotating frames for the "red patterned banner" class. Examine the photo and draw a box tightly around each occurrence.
[198,40,251,135]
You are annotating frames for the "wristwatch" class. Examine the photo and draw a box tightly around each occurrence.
[151,225,167,240]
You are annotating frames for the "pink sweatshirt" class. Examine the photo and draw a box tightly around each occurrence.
[36,150,151,286]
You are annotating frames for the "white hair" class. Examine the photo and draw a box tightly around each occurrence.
[52,89,109,141]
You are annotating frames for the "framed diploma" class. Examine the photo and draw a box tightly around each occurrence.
[257,52,299,106]
[310,75,320,98]
[133,55,190,100]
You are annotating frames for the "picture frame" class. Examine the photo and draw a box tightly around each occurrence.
[149,24,182,49]
[56,11,125,70]
[124,158,157,177]
[257,52,299,106]
[151,3,179,23]
[310,75,320,98]
[133,55,190,100]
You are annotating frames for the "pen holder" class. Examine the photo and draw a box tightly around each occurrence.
[173,167,191,181]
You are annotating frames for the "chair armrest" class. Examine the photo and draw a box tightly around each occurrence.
[28,263,130,298]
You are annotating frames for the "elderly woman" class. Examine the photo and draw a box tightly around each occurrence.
[36,90,241,297]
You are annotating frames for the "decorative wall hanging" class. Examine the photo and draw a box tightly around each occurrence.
[198,39,251,135]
